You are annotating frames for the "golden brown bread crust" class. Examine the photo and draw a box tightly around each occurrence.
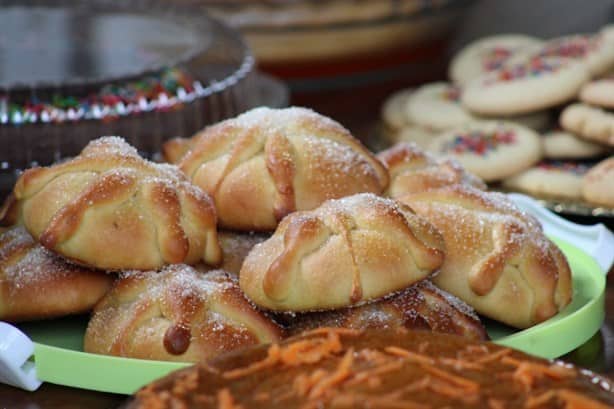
[84,265,283,363]
[398,185,572,328]
[127,329,614,409]
[278,280,488,341]
[239,193,445,312]
[162,137,194,164]
[377,142,486,199]
[0,226,113,322]
[177,107,389,230]
[5,137,222,271]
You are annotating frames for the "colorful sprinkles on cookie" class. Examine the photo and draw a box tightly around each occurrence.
[440,127,517,156]
[482,47,514,71]
[539,35,601,59]
[488,57,564,84]
[0,68,203,125]
[440,85,461,102]
[537,160,590,175]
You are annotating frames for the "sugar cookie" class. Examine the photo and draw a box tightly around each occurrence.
[582,156,614,207]
[462,57,590,115]
[560,103,614,146]
[406,82,476,131]
[503,161,589,200]
[450,34,543,85]
[537,34,614,77]
[542,129,608,159]
[428,121,542,182]
[381,88,413,130]
[580,77,614,109]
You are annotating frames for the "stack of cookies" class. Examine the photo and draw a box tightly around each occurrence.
[0,107,573,366]
[382,27,614,209]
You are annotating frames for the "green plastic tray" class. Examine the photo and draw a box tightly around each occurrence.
[16,237,605,395]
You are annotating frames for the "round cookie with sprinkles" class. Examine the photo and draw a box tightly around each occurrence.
[542,129,609,159]
[406,82,477,131]
[462,57,590,116]
[428,121,542,182]
[503,160,590,200]
[580,77,614,109]
[449,34,543,85]
[381,88,414,131]
[536,33,614,77]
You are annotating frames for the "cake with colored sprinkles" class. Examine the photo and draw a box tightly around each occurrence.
[0,0,254,192]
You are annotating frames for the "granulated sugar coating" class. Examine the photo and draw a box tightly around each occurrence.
[239,193,445,313]
[177,107,389,231]
[0,226,113,322]
[399,185,573,329]
[8,136,221,270]
[84,265,282,363]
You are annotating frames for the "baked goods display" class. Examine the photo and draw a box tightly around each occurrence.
[0,103,594,394]
[126,328,614,409]
[377,142,486,199]
[2,136,222,271]
[84,265,282,362]
[239,193,445,312]
[171,107,389,230]
[0,226,113,322]
[381,26,614,212]
[399,185,572,328]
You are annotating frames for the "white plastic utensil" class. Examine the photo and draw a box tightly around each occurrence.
[0,321,41,391]
[508,193,614,274]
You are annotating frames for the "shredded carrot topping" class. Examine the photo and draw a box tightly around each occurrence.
[556,388,612,409]
[474,348,512,364]
[217,388,242,409]
[439,357,484,371]
[420,363,480,392]
[525,390,557,408]
[487,398,506,409]
[222,344,281,379]
[300,327,363,337]
[345,360,405,387]
[384,346,435,365]
[308,348,355,399]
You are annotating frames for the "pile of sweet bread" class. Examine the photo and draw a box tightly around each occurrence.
[382,27,614,208]
[0,107,572,365]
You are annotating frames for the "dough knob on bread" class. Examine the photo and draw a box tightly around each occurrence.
[4,136,222,271]
[175,107,389,231]
[84,265,283,362]
[239,193,445,312]
[399,185,572,328]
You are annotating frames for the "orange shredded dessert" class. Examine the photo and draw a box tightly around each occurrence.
[129,329,614,409]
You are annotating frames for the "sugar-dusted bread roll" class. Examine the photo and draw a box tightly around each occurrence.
[84,265,283,363]
[240,193,445,312]
[377,142,486,199]
[582,156,614,207]
[279,280,488,341]
[399,186,572,328]
[176,107,389,231]
[0,226,113,322]
[127,329,614,409]
[162,137,193,164]
[4,137,222,271]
